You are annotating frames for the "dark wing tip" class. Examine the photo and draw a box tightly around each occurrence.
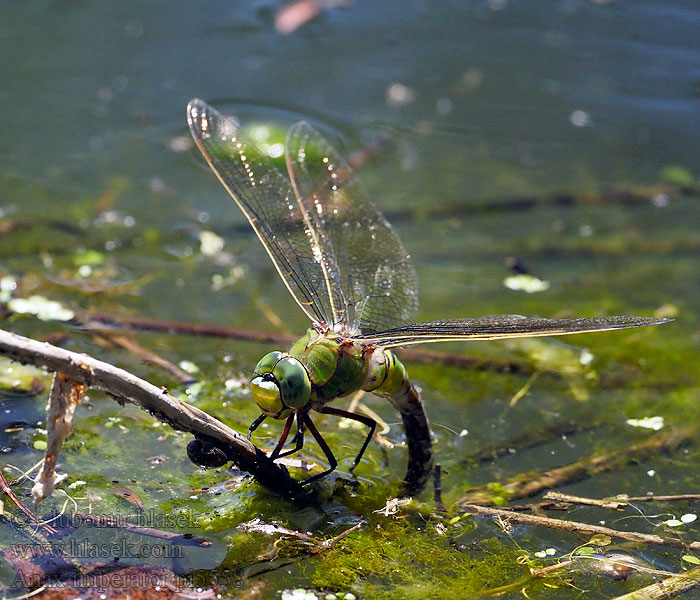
[187,98,206,114]
[653,317,675,325]
[186,99,214,140]
[285,120,315,152]
[617,316,674,328]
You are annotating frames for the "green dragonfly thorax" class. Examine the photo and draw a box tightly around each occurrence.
[250,328,409,419]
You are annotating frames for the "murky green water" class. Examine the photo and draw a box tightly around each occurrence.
[1,1,699,598]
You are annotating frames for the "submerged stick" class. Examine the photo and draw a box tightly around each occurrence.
[0,327,300,497]
[458,425,697,505]
[91,331,194,384]
[611,566,700,600]
[461,504,700,551]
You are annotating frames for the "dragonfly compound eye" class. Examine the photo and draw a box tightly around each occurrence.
[272,356,311,410]
[250,375,289,419]
[254,351,284,375]
[250,354,310,417]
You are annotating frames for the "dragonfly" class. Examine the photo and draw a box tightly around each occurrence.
[185,98,669,490]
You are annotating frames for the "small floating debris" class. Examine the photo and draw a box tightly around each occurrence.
[663,513,697,527]
[660,165,695,187]
[281,589,319,600]
[503,274,550,293]
[373,497,411,517]
[8,295,74,322]
[168,134,192,153]
[0,275,17,303]
[579,349,594,366]
[386,82,416,107]
[178,360,200,375]
[573,551,655,580]
[655,303,679,319]
[570,110,592,127]
[626,416,664,431]
[199,230,225,256]
[275,0,346,34]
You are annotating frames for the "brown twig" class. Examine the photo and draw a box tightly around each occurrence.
[0,327,301,497]
[543,491,627,510]
[622,494,700,503]
[611,566,700,600]
[460,504,700,551]
[508,492,700,515]
[0,471,57,536]
[83,311,297,345]
[91,331,194,384]
[83,311,534,374]
[530,560,574,578]
[458,425,697,505]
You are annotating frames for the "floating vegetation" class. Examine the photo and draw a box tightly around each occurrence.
[7,295,75,322]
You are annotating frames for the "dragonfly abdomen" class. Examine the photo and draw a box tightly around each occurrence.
[363,348,407,397]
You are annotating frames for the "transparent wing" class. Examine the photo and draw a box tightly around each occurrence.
[187,99,336,326]
[352,315,671,348]
[285,121,418,335]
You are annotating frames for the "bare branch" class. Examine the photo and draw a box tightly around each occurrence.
[0,327,301,497]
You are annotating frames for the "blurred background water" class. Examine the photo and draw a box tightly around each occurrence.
[1,1,699,597]
[3,0,698,324]
[4,1,699,209]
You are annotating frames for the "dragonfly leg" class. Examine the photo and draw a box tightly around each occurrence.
[247,413,267,440]
[270,413,295,461]
[275,411,306,459]
[300,412,338,485]
[289,417,307,445]
[317,406,376,473]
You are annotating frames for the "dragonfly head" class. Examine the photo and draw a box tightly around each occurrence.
[250,352,311,419]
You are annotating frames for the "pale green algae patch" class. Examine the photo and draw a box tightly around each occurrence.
[306,518,523,599]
